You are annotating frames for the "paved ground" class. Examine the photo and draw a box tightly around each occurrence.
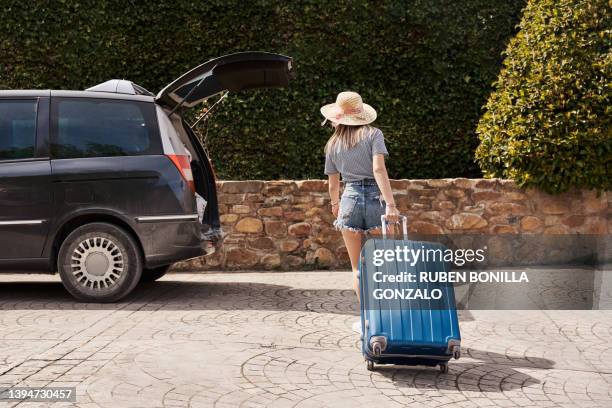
[0,271,611,408]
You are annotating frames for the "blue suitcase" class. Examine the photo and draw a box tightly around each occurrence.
[359,215,461,373]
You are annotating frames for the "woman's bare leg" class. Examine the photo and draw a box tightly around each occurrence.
[341,229,364,300]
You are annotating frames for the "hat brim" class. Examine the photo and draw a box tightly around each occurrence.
[320,102,377,126]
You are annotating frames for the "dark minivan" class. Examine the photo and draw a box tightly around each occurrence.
[0,52,292,302]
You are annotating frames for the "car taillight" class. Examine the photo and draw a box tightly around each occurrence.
[166,154,195,192]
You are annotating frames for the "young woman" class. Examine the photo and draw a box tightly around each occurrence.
[321,91,400,310]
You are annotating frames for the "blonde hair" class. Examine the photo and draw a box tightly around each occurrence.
[325,124,372,155]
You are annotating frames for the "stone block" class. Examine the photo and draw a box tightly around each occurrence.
[218,194,244,204]
[288,222,312,237]
[235,217,263,233]
[314,228,338,244]
[264,181,297,195]
[409,221,444,234]
[279,240,300,253]
[220,214,239,224]
[264,196,294,206]
[257,206,284,217]
[285,211,306,221]
[444,188,466,198]
[389,179,409,190]
[335,245,350,263]
[489,215,512,225]
[419,211,443,222]
[472,191,502,202]
[491,225,518,234]
[433,200,455,210]
[294,195,314,204]
[498,179,519,189]
[505,192,528,201]
[427,179,452,188]
[474,179,498,189]
[296,180,327,192]
[265,221,287,237]
[540,199,570,215]
[225,247,258,268]
[488,202,528,215]
[313,247,335,266]
[562,215,585,228]
[249,237,275,250]
[445,213,488,230]
[232,204,251,214]
[221,181,264,194]
[453,178,474,189]
[285,255,304,268]
[261,254,281,270]
[520,216,543,232]
[244,193,264,202]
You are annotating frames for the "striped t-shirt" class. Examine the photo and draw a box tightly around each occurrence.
[324,127,389,181]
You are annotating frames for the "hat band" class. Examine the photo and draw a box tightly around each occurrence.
[342,106,363,115]
[333,106,365,121]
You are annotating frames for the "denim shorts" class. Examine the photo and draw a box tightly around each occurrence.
[333,179,386,232]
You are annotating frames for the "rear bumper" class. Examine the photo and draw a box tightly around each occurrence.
[135,217,225,268]
[134,217,210,268]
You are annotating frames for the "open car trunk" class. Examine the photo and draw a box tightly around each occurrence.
[156,52,292,111]
[155,52,293,251]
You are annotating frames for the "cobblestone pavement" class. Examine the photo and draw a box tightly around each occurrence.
[0,271,611,408]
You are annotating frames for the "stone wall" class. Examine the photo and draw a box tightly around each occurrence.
[173,179,610,271]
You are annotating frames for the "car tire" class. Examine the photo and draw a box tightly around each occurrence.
[58,222,142,302]
[140,265,171,283]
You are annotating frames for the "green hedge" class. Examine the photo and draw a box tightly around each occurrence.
[476,0,611,193]
[0,1,525,180]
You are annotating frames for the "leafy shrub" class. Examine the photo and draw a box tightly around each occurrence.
[0,1,524,180]
[476,0,611,193]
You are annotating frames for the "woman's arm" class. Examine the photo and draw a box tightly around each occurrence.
[328,173,340,217]
[373,154,400,221]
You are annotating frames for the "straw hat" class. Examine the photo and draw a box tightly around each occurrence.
[320,91,377,126]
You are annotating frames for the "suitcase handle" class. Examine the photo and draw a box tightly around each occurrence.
[381,214,408,240]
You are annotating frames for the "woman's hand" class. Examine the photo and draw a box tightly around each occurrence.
[328,174,340,218]
[331,201,339,217]
[385,204,400,222]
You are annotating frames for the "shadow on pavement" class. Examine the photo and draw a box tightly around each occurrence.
[375,348,551,392]
[0,279,359,313]
[0,279,477,321]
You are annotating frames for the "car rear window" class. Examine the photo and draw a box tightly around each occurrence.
[0,99,37,160]
[51,98,161,159]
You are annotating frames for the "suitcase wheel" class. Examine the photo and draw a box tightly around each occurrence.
[369,336,387,357]
[372,342,383,357]
[366,360,375,371]
[453,349,461,360]
[439,363,449,374]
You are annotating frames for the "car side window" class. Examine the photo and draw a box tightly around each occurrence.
[51,98,161,159]
[0,100,38,160]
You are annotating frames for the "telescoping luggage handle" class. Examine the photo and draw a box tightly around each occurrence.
[381,214,408,240]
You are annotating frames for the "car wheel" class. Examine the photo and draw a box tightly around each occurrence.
[140,265,171,283]
[58,222,142,302]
